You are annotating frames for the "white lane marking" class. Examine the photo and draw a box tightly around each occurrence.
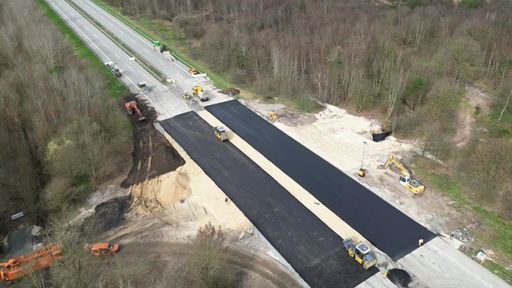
[75,0,190,74]
[46,0,109,60]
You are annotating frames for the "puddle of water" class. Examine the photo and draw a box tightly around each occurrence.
[387,268,412,288]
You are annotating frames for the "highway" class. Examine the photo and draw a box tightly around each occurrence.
[68,0,224,104]
[46,0,376,286]
[47,0,191,120]
[47,1,512,287]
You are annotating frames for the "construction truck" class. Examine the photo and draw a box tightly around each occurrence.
[192,86,209,102]
[343,238,377,270]
[213,126,228,141]
[0,242,63,283]
[125,100,146,122]
[84,242,120,257]
[383,154,425,194]
[137,81,149,93]
[104,61,122,77]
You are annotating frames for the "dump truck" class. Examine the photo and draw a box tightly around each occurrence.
[343,238,377,270]
[0,242,63,283]
[104,61,122,77]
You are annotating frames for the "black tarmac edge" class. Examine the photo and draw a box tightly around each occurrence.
[206,100,436,261]
[160,113,376,288]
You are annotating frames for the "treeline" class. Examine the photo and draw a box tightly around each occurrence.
[0,0,131,236]
[104,0,512,215]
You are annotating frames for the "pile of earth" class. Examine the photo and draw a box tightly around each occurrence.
[118,94,185,187]
[220,87,240,96]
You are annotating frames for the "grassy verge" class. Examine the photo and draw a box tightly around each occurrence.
[37,0,127,98]
[427,172,512,282]
[64,0,166,83]
[92,0,232,90]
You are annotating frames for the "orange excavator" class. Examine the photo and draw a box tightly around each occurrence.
[125,100,146,122]
[0,242,63,283]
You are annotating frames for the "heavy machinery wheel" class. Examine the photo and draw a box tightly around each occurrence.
[363,262,369,270]
[348,249,355,258]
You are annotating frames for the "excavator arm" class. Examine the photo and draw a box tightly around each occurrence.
[383,154,426,194]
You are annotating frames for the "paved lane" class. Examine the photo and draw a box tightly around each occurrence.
[46,0,191,120]
[159,113,376,288]
[206,100,436,260]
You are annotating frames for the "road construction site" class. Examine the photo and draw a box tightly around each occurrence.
[33,0,512,287]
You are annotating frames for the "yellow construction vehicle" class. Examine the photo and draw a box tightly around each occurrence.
[192,86,209,102]
[343,238,377,270]
[383,155,425,194]
[213,126,229,141]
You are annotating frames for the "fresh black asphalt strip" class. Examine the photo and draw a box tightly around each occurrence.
[160,113,376,288]
[206,100,436,261]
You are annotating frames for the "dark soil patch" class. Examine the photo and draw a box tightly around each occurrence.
[387,268,412,288]
[6,227,33,257]
[82,196,130,235]
[119,94,185,188]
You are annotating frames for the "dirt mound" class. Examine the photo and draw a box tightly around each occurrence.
[220,87,240,96]
[119,94,185,188]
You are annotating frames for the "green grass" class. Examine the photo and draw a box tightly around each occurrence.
[428,172,512,281]
[426,172,468,207]
[484,261,512,284]
[92,0,154,41]
[92,0,235,90]
[36,0,127,98]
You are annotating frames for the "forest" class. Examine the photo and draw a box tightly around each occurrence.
[102,0,512,216]
[0,0,131,238]
[0,0,511,284]
[98,0,512,269]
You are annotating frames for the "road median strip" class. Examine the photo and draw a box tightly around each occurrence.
[64,0,166,83]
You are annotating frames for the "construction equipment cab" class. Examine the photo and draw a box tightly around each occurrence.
[192,86,209,102]
[343,238,377,270]
[214,126,228,141]
[125,100,146,122]
[84,242,120,257]
[383,154,425,194]
[137,81,148,93]
[1,242,63,283]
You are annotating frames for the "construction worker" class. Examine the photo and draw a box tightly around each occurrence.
[418,238,424,247]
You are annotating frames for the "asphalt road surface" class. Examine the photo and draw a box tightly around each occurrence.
[159,113,377,288]
[49,2,510,286]
[71,0,195,84]
[206,100,436,260]
[46,0,192,120]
